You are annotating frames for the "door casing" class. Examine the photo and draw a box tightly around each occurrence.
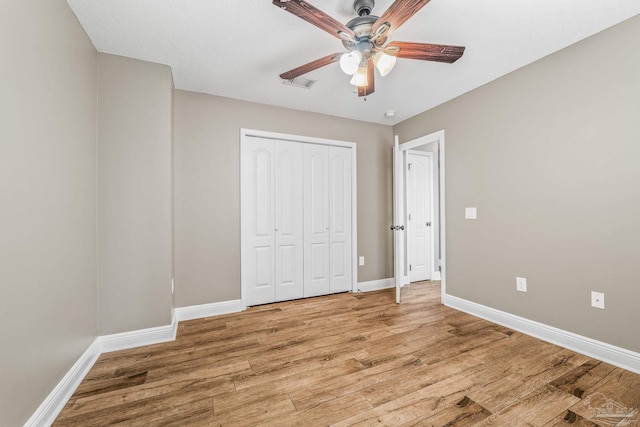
[394,130,446,304]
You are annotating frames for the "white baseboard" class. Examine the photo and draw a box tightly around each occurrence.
[357,278,394,292]
[432,271,442,281]
[174,299,243,322]
[444,294,640,374]
[97,323,176,354]
[24,340,101,427]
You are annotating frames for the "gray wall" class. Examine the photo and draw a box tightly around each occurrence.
[0,0,98,425]
[394,15,640,352]
[97,54,174,334]
[174,91,393,307]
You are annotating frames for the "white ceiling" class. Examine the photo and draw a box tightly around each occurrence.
[66,0,639,125]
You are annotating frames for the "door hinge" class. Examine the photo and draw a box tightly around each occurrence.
[409,264,412,271]
[408,163,411,170]
[408,214,411,221]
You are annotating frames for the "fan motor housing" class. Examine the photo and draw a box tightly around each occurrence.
[343,14,386,50]
[353,0,375,16]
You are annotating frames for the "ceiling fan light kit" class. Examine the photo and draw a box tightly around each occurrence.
[273,0,465,97]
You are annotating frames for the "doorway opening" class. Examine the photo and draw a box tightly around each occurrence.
[393,130,446,304]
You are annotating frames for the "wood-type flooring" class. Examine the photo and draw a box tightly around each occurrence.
[55,282,640,426]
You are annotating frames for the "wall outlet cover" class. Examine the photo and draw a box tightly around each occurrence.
[359,256,365,266]
[516,277,527,292]
[591,291,605,309]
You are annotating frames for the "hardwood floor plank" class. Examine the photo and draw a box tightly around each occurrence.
[212,393,296,426]
[331,374,475,426]
[543,411,603,427]
[54,385,218,426]
[401,397,491,426]
[60,377,234,419]
[71,370,148,397]
[466,349,592,413]
[285,392,373,425]
[472,385,579,427]
[359,354,478,407]
[549,360,616,396]
[235,356,365,391]
[566,366,640,425]
[110,397,213,427]
[289,354,419,411]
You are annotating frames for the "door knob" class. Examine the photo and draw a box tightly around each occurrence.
[426,222,431,227]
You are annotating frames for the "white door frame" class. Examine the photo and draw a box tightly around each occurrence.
[394,130,446,303]
[406,150,434,283]
[240,128,358,310]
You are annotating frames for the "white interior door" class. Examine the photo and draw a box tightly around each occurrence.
[407,152,432,282]
[329,146,352,293]
[274,141,304,301]
[393,137,405,303]
[304,144,330,297]
[244,137,275,306]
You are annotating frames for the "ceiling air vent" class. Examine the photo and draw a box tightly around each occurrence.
[283,77,316,89]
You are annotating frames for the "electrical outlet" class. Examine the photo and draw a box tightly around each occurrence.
[359,256,365,266]
[591,291,605,309]
[516,277,527,292]
[171,278,175,295]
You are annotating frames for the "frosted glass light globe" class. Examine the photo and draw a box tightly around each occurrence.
[373,52,397,77]
[340,51,362,75]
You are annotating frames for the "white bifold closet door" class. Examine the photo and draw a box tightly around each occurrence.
[244,137,304,306]
[303,144,352,297]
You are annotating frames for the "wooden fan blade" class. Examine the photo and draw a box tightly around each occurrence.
[372,0,431,37]
[358,58,375,97]
[387,41,465,63]
[272,0,355,40]
[279,53,342,80]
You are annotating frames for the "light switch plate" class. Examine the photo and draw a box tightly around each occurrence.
[516,277,527,292]
[359,256,365,266]
[465,207,477,220]
[591,291,605,309]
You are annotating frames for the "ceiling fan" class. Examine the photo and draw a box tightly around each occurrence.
[273,0,465,97]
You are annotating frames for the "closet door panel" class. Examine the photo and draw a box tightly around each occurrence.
[303,144,330,297]
[274,141,304,301]
[329,146,352,293]
[244,137,276,306]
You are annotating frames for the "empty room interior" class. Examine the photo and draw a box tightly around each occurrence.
[2,0,640,425]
